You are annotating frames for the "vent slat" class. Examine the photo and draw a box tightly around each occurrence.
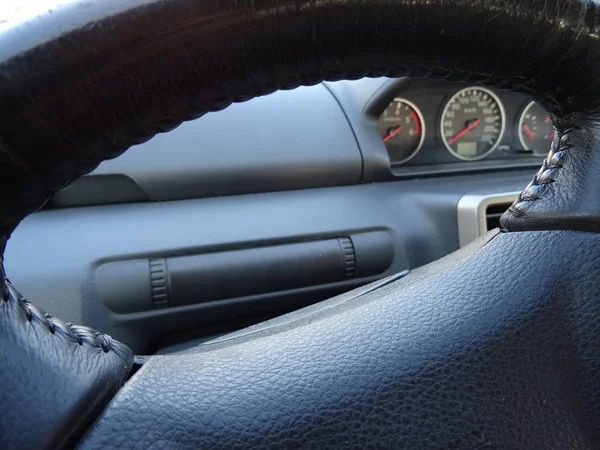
[485,203,512,231]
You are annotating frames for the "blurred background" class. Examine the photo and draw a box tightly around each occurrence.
[0,1,61,24]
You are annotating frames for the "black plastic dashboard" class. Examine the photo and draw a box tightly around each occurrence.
[5,77,540,353]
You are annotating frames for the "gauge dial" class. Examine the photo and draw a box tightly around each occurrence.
[378,99,425,164]
[518,101,554,156]
[440,87,505,161]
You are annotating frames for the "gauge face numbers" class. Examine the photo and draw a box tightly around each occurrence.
[518,101,554,156]
[378,99,425,164]
[440,87,505,161]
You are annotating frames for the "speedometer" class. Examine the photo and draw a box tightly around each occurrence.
[440,87,505,161]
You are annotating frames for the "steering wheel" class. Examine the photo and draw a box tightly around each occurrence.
[1,0,600,448]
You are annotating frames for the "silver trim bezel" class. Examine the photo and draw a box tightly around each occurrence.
[457,192,519,247]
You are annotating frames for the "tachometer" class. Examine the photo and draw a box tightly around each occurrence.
[440,87,505,161]
[378,98,425,164]
[518,101,554,156]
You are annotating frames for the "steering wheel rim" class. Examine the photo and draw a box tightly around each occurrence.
[1,1,600,448]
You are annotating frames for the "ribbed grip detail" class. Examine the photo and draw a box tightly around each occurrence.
[149,258,169,309]
[338,237,356,279]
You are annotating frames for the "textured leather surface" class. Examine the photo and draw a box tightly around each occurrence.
[500,127,600,232]
[0,0,599,236]
[0,261,134,450]
[80,230,600,449]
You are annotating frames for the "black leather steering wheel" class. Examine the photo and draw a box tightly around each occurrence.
[1,0,600,448]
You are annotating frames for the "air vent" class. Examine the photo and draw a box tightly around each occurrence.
[457,192,519,247]
[485,203,512,232]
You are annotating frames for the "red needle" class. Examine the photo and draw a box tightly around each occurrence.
[523,124,535,141]
[448,118,481,145]
[383,126,402,143]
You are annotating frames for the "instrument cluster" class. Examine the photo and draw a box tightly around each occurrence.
[378,80,553,167]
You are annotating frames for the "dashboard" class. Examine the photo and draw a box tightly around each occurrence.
[48,77,548,208]
[8,76,542,353]
[369,78,550,175]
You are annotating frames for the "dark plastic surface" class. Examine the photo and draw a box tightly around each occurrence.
[51,84,361,206]
[51,175,149,208]
[96,233,392,313]
[97,260,152,314]
[351,231,395,278]
[167,240,348,307]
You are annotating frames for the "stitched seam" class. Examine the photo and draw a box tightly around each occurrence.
[1,279,113,353]
[507,128,572,217]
